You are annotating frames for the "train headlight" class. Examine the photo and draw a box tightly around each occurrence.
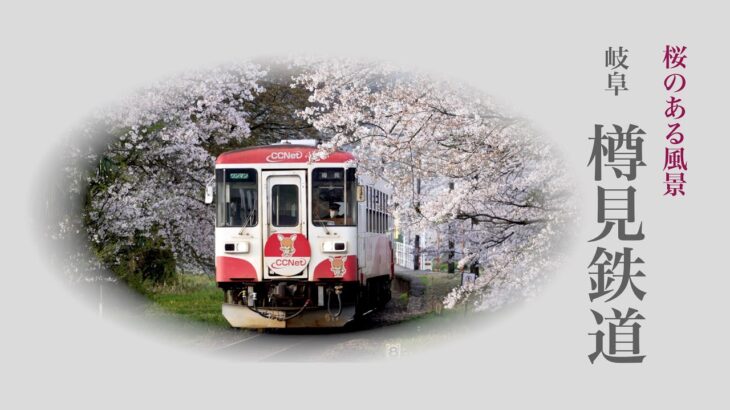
[322,241,347,253]
[224,241,250,254]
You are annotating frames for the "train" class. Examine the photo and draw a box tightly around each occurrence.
[205,141,394,328]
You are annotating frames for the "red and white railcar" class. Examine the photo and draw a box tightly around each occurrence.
[206,142,393,328]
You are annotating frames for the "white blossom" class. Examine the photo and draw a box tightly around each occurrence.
[86,63,266,272]
[292,58,574,311]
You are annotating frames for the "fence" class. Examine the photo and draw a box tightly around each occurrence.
[393,241,428,271]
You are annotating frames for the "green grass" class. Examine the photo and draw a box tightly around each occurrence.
[418,272,461,298]
[145,274,228,327]
[139,271,461,329]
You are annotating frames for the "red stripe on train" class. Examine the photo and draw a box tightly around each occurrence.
[216,256,258,282]
[312,255,358,281]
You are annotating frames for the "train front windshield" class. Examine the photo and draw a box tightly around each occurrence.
[216,168,258,227]
[312,168,357,226]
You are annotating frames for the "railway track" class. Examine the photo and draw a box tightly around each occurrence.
[209,311,416,361]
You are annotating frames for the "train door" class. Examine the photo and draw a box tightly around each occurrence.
[262,170,311,279]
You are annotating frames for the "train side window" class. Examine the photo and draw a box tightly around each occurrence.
[363,186,393,234]
[377,209,381,233]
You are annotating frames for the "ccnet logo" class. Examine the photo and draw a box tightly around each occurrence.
[265,151,304,162]
[271,258,307,268]
[264,233,311,276]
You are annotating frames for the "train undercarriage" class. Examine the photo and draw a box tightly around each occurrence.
[219,276,391,328]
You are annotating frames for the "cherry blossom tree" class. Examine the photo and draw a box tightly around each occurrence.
[77,61,319,278]
[84,63,268,274]
[293,59,573,310]
[50,58,571,311]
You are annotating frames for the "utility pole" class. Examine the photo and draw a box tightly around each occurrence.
[447,181,455,274]
[413,177,421,270]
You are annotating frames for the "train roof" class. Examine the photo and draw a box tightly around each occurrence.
[216,145,356,165]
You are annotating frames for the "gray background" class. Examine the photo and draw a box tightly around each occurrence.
[1,1,728,408]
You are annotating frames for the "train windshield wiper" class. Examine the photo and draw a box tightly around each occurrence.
[316,218,331,235]
[239,205,256,235]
